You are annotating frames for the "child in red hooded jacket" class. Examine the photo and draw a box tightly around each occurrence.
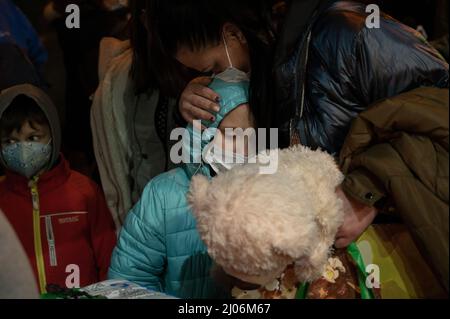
[0,84,117,295]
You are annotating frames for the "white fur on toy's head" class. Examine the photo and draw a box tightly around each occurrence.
[188,146,345,284]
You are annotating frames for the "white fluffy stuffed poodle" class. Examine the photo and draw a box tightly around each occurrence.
[188,145,345,286]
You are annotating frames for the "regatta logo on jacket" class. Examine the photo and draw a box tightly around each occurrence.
[57,213,85,224]
[58,216,79,224]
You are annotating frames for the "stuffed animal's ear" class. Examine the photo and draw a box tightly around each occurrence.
[188,175,211,217]
[273,232,331,282]
[271,221,317,261]
[294,241,331,282]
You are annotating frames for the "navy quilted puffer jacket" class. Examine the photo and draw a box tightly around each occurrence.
[275,1,449,153]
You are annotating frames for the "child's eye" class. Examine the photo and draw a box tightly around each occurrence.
[29,136,40,142]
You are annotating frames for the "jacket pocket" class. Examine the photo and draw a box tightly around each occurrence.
[44,216,58,267]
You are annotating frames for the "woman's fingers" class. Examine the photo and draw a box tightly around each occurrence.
[191,76,213,85]
[190,94,220,114]
[334,227,348,248]
[179,77,221,123]
[190,85,220,110]
[184,103,216,123]
[180,108,195,124]
[190,76,220,103]
[334,236,351,249]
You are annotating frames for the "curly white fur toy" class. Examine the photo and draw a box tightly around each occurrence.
[188,145,345,286]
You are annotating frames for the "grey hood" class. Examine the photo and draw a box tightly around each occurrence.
[0,84,61,169]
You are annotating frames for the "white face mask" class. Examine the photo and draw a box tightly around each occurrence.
[214,34,250,83]
[202,140,248,174]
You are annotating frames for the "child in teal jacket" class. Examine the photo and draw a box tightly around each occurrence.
[108,78,252,298]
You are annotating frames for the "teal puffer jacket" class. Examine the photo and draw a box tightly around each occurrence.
[108,167,228,298]
[108,79,249,298]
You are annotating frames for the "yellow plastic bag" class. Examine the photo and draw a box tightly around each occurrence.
[356,224,447,298]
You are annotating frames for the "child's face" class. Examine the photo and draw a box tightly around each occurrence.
[1,120,51,149]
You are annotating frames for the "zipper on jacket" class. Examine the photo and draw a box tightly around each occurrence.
[291,31,312,147]
[29,176,47,294]
[44,216,58,267]
[298,31,312,120]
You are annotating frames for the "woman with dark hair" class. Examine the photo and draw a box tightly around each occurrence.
[144,0,278,126]
[91,1,182,227]
[143,0,448,249]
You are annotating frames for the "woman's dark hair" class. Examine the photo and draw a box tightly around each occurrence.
[130,0,279,129]
[130,0,193,97]
[129,0,157,94]
[0,95,49,140]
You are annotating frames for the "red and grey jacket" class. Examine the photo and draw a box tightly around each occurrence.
[0,155,117,293]
[0,84,117,294]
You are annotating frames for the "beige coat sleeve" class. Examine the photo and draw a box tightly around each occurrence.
[91,38,133,229]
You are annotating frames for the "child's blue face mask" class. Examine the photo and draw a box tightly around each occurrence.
[2,140,52,179]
